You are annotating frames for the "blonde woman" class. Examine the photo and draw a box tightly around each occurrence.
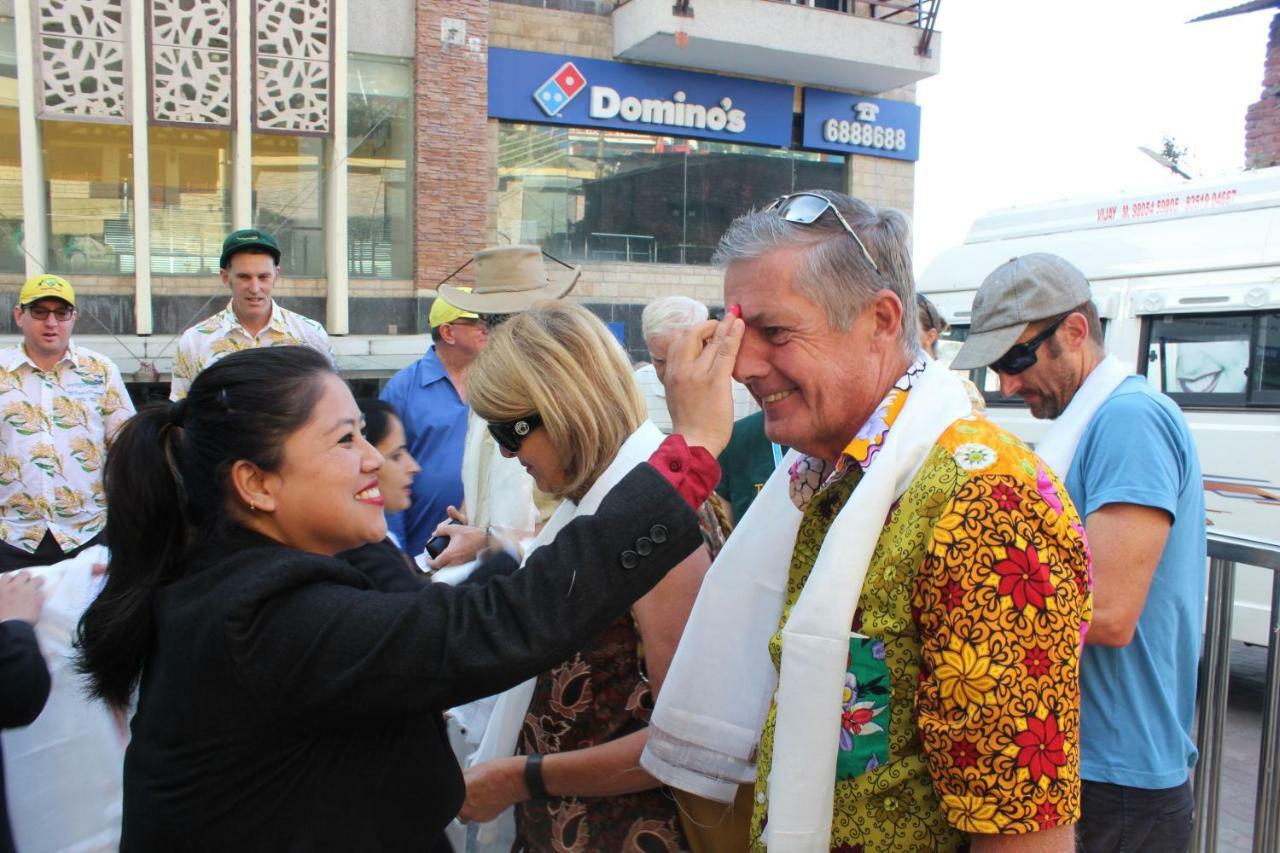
[457,302,712,852]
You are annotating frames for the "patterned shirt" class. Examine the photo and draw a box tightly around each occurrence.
[0,342,135,553]
[169,299,335,400]
[749,368,1092,851]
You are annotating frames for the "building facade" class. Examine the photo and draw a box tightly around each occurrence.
[0,0,939,383]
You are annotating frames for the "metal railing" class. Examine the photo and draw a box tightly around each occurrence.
[1192,531,1280,853]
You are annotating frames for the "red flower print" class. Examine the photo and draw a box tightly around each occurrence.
[994,544,1055,610]
[991,482,1021,512]
[1036,800,1060,830]
[1023,645,1051,677]
[950,737,980,769]
[1014,712,1067,782]
[941,580,965,610]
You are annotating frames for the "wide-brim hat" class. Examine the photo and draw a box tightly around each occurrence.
[437,245,580,314]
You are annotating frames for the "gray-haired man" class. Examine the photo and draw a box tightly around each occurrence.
[644,191,1090,852]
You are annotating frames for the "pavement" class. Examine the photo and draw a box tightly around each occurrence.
[1210,641,1270,852]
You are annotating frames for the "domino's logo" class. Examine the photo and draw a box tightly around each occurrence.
[533,61,586,117]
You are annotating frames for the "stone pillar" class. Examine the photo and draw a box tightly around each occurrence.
[1246,12,1280,169]
[414,1,490,294]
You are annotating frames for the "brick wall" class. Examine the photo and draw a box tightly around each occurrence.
[1246,12,1280,169]
[415,1,491,290]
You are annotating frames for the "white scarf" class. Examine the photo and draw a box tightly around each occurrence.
[455,420,667,847]
[641,360,973,852]
[1034,354,1131,475]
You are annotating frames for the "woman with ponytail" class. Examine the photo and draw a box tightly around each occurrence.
[75,330,741,851]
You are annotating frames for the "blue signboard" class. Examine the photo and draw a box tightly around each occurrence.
[801,88,921,162]
[489,48,795,148]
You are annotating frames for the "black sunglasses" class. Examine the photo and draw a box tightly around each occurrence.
[764,192,881,275]
[488,414,543,454]
[991,315,1068,376]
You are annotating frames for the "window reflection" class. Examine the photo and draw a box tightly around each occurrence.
[1148,314,1251,397]
[1253,312,1280,398]
[149,127,230,274]
[0,17,21,272]
[497,123,844,265]
[43,121,134,274]
[252,133,324,277]
[348,55,412,279]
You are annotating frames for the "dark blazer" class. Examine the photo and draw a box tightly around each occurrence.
[0,619,52,853]
[120,463,701,852]
[338,537,425,593]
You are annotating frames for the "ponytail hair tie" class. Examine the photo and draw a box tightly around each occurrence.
[169,398,187,427]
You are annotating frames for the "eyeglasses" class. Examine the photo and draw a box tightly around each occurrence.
[23,305,75,322]
[764,192,881,275]
[990,315,1067,376]
[488,414,542,454]
[448,318,487,330]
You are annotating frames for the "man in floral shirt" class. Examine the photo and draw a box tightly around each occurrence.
[169,229,335,401]
[0,275,134,571]
[644,192,1092,852]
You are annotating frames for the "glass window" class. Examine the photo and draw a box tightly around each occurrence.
[43,121,134,274]
[252,133,324,277]
[1250,312,1280,404]
[348,55,412,279]
[148,127,231,275]
[0,18,21,272]
[1146,314,1251,405]
[497,122,845,265]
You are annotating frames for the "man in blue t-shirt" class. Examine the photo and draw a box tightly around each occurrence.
[952,253,1206,853]
[380,298,489,556]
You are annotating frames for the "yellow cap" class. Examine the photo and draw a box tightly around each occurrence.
[429,288,480,328]
[19,274,76,307]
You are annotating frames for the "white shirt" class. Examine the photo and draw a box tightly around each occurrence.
[169,299,336,400]
[0,342,135,553]
[634,362,760,435]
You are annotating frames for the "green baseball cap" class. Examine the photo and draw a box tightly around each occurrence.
[220,229,281,270]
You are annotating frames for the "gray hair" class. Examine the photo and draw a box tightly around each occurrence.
[641,296,709,342]
[713,190,920,359]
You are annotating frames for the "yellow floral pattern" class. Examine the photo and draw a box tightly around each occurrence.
[750,405,1091,851]
[169,299,335,400]
[0,343,135,553]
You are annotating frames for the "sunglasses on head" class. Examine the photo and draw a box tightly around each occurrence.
[990,315,1068,376]
[763,192,881,275]
[488,414,542,454]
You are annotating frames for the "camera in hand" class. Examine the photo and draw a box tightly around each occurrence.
[424,519,459,560]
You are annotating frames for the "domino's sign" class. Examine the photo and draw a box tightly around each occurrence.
[489,48,793,147]
[801,88,921,162]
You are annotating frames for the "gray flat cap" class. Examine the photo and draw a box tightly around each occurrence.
[950,253,1092,370]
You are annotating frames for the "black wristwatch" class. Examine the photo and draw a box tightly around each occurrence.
[524,753,549,799]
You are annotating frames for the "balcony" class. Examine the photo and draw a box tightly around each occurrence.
[611,0,941,94]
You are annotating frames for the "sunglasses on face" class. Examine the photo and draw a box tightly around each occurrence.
[23,305,74,322]
[991,315,1068,376]
[763,192,882,275]
[488,414,543,454]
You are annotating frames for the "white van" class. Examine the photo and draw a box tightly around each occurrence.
[917,168,1280,645]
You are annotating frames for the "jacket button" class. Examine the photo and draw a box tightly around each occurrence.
[620,550,639,570]
[635,537,653,556]
[650,524,668,544]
